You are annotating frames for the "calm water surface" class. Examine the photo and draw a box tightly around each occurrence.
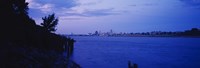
[70,36,200,68]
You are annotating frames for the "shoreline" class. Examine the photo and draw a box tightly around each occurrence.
[67,35,200,38]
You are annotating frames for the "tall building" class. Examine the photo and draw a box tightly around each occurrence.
[94,31,99,36]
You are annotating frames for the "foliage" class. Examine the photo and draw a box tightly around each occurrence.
[0,0,77,67]
[12,0,29,15]
[41,14,58,32]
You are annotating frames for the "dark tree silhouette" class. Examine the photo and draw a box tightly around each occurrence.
[12,0,29,15]
[0,0,36,41]
[0,0,78,67]
[184,28,200,36]
[41,14,58,32]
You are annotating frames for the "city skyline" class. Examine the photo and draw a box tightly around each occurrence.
[27,0,200,34]
[70,28,199,36]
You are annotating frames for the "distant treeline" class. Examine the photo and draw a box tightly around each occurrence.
[87,28,200,37]
[112,28,200,37]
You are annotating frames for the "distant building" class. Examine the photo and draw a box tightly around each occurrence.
[94,31,99,36]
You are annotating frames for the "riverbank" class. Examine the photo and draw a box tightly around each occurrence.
[67,35,200,38]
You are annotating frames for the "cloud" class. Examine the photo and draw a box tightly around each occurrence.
[58,8,121,17]
[27,0,117,16]
[26,0,77,13]
[180,0,200,7]
[143,3,158,6]
[29,0,77,8]
[82,8,118,17]
[129,4,137,7]
[129,3,158,7]
[27,0,126,24]
[39,4,54,13]
[26,0,54,13]
[79,0,102,6]
[59,16,82,20]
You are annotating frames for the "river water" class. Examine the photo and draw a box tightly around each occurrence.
[70,36,200,68]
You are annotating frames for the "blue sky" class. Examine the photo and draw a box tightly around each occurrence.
[26,0,200,34]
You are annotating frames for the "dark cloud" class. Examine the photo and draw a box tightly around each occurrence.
[129,4,137,7]
[83,8,119,17]
[27,0,121,17]
[180,0,200,6]
[60,17,81,20]
[61,13,85,17]
[144,3,158,6]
